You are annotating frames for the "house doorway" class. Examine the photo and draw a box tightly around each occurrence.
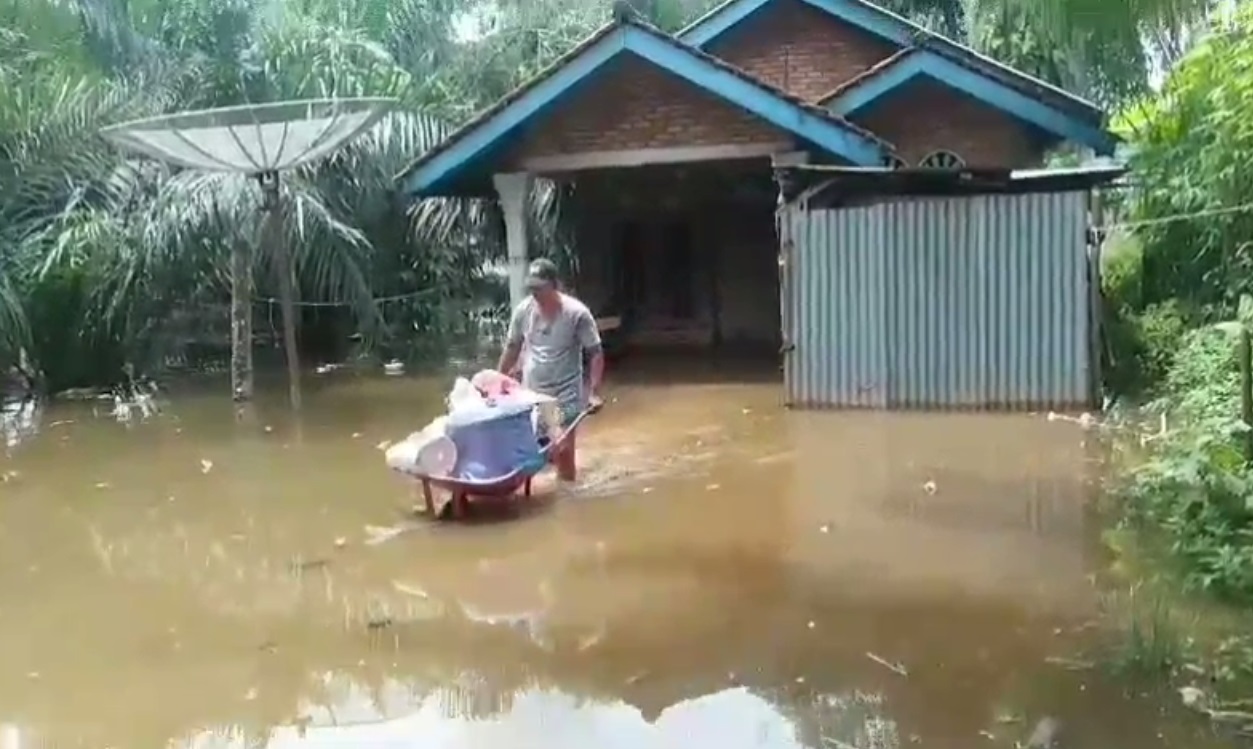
[611,217,703,346]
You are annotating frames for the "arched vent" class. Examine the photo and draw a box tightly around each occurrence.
[882,154,908,170]
[918,150,965,169]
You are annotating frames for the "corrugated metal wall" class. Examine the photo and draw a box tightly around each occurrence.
[782,192,1092,410]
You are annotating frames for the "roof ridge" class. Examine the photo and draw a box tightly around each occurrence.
[815,46,915,104]
[626,18,894,149]
[396,18,898,191]
[678,0,1103,120]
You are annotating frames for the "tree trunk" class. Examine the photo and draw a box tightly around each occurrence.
[229,239,254,404]
[1241,329,1252,461]
[267,205,302,410]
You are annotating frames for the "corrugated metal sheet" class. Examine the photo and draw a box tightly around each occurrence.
[784,192,1092,410]
[783,198,888,407]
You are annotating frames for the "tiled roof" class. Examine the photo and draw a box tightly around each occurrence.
[394,16,897,190]
[679,0,1104,124]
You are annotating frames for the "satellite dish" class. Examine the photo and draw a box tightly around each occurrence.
[100,98,396,174]
[100,98,397,412]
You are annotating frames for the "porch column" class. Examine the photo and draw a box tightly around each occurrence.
[493,172,533,307]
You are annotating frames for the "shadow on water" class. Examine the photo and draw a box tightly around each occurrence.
[0,360,1232,748]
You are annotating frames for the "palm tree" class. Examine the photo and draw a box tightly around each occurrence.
[0,0,551,393]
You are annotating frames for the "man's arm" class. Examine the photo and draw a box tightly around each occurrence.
[576,308,604,397]
[498,304,526,377]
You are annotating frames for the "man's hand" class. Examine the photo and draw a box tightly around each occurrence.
[588,393,604,413]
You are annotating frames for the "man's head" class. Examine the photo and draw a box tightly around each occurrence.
[525,258,561,304]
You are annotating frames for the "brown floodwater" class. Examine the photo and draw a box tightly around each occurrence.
[0,358,1232,749]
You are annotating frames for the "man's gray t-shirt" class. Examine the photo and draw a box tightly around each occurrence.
[507,294,601,410]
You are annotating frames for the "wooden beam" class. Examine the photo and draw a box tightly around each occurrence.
[520,142,795,173]
[771,151,809,167]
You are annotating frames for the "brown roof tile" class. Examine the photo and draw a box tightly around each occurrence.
[396,16,896,194]
[680,0,1104,124]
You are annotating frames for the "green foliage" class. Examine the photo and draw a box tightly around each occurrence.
[1115,324,1253,600]
[1100,229,1195,397]
[0,0,1223,391]
[1120,6,1253,320]
[1100,7,1253,399]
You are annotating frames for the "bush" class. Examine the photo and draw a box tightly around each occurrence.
[1102,299,1191,399]
[1116,327,1253,600]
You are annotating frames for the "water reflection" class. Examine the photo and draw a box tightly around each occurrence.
[177,678,880,749]
[1,397,39,449]
[0,366,1233,749]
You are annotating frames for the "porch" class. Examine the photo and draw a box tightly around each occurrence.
[564,157,782,354]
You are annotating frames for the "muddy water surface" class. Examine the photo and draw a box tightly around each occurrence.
[0,363,1229,748]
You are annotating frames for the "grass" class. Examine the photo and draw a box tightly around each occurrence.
[1092,527,1253,696]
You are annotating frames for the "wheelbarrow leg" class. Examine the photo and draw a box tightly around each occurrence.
[451,491,468,519]
[420,480,435,516]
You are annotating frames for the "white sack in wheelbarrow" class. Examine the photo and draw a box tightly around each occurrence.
[385,415,456,476]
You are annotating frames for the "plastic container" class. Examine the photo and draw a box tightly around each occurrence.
[446,408,543,481]
[416,434,457,475]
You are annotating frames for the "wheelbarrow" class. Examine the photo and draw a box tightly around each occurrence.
[399,407,593,520]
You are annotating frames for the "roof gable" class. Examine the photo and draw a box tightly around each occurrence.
[397,21,890,197]
[679,0,1106,125]
[820,48,1117,154]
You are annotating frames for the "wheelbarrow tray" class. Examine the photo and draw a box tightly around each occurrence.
[398,408,591,518]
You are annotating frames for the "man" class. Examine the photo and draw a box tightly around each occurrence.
[498,258,604,482]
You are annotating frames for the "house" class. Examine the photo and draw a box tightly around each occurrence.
[396,0,1121,410]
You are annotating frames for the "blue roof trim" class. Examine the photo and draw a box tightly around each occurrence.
[401,28,626,197]
[679,0,1105,123]
[679,0,776,46]
[400,25,886,196]
[827,51,1117,155]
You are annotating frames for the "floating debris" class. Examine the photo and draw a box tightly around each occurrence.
[1046,411,1099,430]
[922,480,937,495]
[288,557,329,573]
[392,581,429,599]
[1044,655,1094,670]
[1021,716,1061,749]
[200,459,213,474]
[383,360,405,376]
[1180,686,1208,711]
[866,651,908,676]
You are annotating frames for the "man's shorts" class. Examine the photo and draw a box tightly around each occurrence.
[557,400,583,426]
